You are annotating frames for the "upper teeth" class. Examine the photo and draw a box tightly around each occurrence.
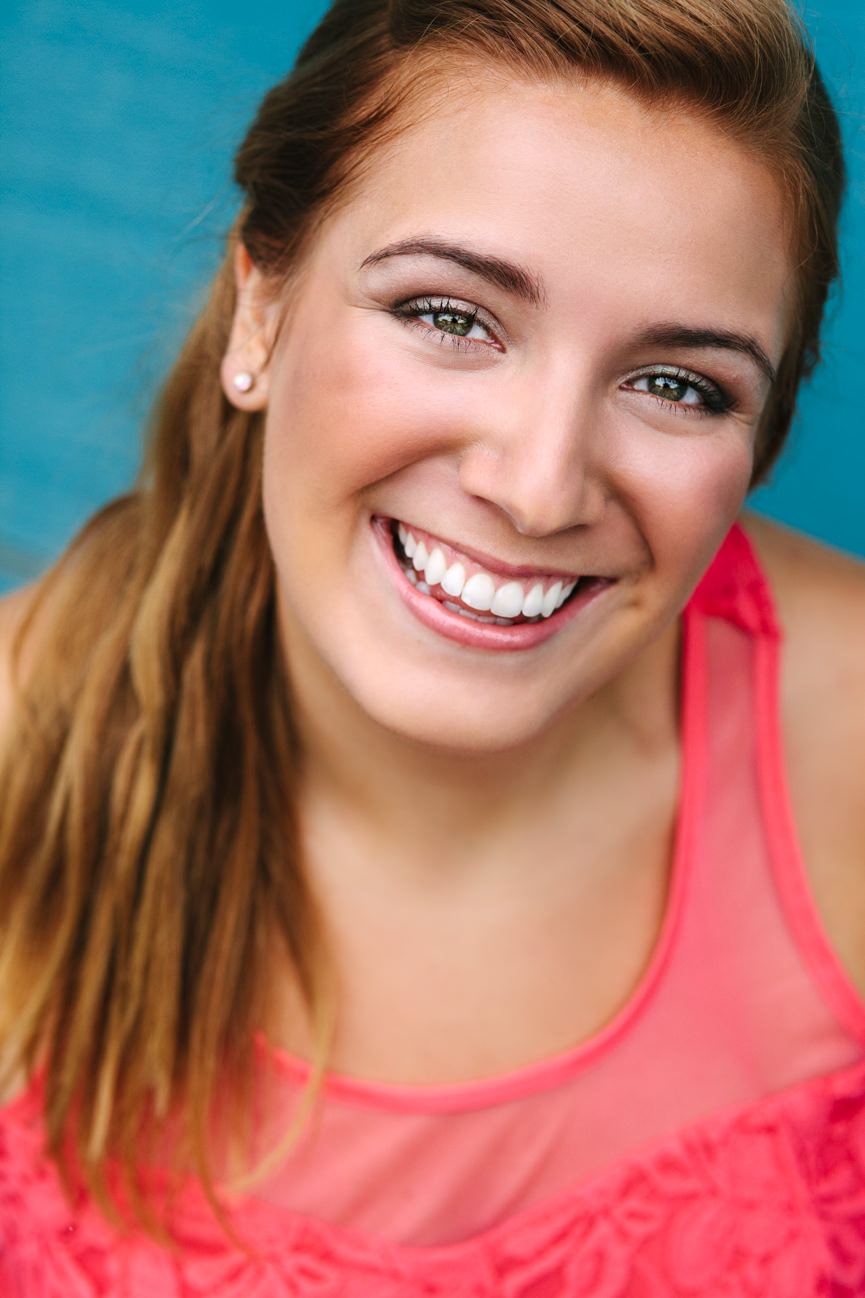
[397,523,576,619]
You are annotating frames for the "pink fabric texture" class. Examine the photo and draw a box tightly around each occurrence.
[2,523,865,1295]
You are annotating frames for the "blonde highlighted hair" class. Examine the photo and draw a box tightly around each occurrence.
[0,0,845,1230]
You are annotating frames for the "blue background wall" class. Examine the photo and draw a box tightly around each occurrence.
[1,0,863,594]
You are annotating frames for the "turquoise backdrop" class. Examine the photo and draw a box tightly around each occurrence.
[1,0,863,592]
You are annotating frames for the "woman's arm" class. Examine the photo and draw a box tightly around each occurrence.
[743,512,865,997]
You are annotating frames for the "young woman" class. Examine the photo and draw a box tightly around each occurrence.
[1,0,863,1292]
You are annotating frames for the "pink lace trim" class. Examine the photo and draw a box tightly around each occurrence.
[2,1061,865,1297]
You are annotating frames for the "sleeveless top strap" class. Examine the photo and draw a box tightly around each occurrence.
[691,523,865,1049]
[689,520,780,638]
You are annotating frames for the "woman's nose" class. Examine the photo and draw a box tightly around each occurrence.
[456,382,609,538]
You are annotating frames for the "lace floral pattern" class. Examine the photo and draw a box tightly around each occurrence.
[2,1061,865,1297]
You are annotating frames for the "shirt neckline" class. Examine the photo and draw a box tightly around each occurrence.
[255,599,708,1116]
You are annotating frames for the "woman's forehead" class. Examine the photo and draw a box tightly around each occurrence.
[332,68,790,245]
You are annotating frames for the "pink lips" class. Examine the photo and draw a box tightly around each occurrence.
[372,517,612,652]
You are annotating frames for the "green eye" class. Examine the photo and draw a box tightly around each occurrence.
[627,368,733,416]
[432,310,474,336]
[645,375,691,402]
[394,295,500,349]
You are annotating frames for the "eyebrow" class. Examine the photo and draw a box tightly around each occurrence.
[359,238,546,307]
[360,242,776,384]
[638,324,777,387]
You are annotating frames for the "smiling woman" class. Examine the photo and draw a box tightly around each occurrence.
[230,77,786,750]
[1,0,864,1294]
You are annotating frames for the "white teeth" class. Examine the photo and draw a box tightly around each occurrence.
[396,523,580,624]
[424,546,447,587]
[405,570,432,596]
[541,581,563,619]
[441,562,466,597]
[522,583,544,618]
[490,581,526,618]
[443,601,514,625]
[462,573,496,612]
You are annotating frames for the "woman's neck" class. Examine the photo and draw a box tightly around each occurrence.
[269,621,682,1082]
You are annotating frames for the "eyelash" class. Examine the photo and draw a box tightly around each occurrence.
[391,296,502,351]
[392,297,735,416]
[622,366,735,417]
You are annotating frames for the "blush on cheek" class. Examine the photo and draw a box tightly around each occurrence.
[633,435,754,563]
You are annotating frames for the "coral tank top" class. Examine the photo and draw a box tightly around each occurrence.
[2,522,865,1296]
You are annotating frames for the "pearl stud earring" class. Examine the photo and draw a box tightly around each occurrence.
[233,371,254,393]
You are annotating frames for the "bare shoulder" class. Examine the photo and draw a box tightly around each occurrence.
[742,512,865,993]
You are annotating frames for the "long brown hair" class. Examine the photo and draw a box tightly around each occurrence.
[0,0,845,1228]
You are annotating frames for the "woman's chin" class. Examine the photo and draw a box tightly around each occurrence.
[331,661,600,758]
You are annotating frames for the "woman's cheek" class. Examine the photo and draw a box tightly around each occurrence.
[623,424,755,565]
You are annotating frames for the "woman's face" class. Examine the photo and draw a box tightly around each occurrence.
[228,73,792,752]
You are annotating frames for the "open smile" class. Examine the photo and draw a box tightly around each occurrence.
[373,517,614,651]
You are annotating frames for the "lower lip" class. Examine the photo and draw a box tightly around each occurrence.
[371,518,612,653]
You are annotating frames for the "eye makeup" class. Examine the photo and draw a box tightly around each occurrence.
[621,364,736,417]
[391,295,504,351]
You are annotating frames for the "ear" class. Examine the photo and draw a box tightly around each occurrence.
[220,244,277,411]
